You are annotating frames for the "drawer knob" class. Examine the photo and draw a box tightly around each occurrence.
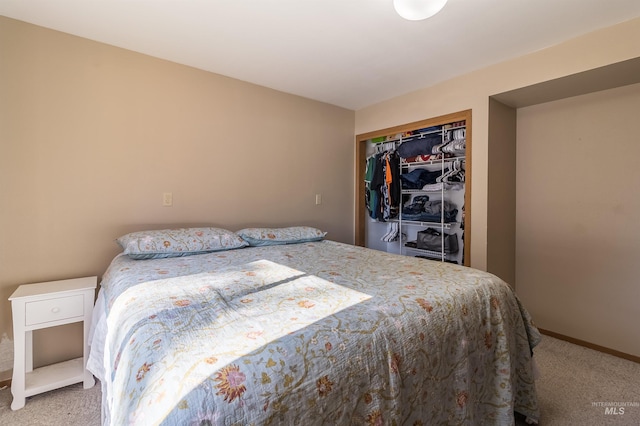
[51,307,60,314]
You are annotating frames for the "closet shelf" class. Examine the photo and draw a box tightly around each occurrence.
[401,187,463,194]
[402,155,466,167]
[389,219,459,228]
[371,125,466,146]
[404,246,454,258]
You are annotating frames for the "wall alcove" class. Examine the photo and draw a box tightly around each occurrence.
[488,56,640,362]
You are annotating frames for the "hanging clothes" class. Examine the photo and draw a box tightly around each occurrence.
[366,149,400,221]
[383,150,401,220]
[365,155,378,220]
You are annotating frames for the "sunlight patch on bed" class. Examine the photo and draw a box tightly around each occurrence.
[106,259,371,424]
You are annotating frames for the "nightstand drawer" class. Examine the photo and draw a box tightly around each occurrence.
[25,295,84,326]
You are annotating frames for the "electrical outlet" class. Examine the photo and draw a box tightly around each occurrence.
[162,192,173,206]
[315,194,322,205]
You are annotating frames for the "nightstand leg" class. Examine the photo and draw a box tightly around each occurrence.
[83,371,96,389]
[11,326,26,410]
[83,293,95,389]
[25,330,33,373]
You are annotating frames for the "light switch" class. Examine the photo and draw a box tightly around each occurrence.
[315,194,322,205]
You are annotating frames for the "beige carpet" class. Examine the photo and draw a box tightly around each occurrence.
[0,335,638,425]
[0,380,101,425]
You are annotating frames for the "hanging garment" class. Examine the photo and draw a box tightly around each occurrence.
[379,151,401,220]
[365,155,378,219]
[386,151,401,220]
[368,153,385,220]
[366,150,401,221]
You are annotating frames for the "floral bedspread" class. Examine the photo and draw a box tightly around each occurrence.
[95,240,540,425]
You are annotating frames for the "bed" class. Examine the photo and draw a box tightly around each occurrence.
[87,227,540,425]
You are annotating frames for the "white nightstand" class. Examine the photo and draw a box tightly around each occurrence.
[9,276,97,410]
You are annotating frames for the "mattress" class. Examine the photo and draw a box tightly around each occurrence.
[88,240,540,425]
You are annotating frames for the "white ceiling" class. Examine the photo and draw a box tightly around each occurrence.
[2,0,640,110]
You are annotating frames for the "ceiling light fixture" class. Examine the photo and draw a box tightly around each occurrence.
[393,0,448,21]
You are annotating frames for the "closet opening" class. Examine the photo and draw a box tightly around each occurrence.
[355,109,472,266]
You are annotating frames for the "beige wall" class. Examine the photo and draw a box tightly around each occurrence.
[356,18,640,356]
[487,98,517,285]
[516,82,640,357]
[355,17,640,273]
[0,17,354,379]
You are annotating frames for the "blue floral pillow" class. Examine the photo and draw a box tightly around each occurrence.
[236,226,326,247]
[117,227,248,259]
